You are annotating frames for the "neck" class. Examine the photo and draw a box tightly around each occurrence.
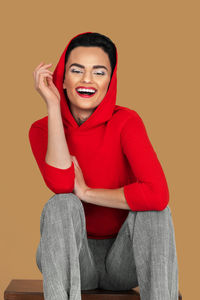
[68,101,95,126]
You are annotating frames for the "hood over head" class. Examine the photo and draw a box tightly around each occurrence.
[52,32,118,131]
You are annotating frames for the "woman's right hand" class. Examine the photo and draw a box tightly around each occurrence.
[33,62,60,107]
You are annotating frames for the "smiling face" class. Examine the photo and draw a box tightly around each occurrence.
[63,46,112,125]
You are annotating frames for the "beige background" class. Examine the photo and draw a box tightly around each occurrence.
[1,0,199,299]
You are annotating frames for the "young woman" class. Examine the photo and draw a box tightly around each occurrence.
[29,32,179,300]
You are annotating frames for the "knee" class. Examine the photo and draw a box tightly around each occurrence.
[143,204,171,222]
[143,205,173,239]
[41,193,84,220]
[127,205,172,235]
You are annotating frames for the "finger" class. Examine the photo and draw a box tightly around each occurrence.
[36,66,53,75]
[37,77,52,90]
[46,76,53,85]
[36,62,44,68]
[36,73,53,89]
[71,156,77,165]
[37,69,53,75]
[74,157,78,164]
[73,157,79,167]
[34,62,45,73]
[35,70,53,85]
[46,76,53,83]
[73,161,77,169]
[39,63,53,69]
[33,63,53,76]
[46,76,55,87]
[37,72,53,80]
[35,69,53,81]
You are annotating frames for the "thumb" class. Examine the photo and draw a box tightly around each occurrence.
[73,156,79,166]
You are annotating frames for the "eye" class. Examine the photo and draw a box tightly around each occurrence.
[70,68,82,74]
[94,71,105,76]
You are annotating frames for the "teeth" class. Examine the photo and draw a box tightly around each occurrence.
[76,88,96,93]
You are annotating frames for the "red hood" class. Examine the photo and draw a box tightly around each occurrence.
[52,31,118,131]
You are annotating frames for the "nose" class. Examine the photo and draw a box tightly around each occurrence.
[81,71,93,83]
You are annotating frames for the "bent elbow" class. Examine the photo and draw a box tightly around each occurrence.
[44,177,74,194]
[154,182,170,211]
[42,161,75,194]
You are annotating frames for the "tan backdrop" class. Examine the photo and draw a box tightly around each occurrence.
[1,0,199,299]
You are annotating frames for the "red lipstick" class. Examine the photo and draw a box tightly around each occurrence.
[75,86,97,98]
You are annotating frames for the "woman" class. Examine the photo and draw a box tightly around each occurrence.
[29,32,179,300]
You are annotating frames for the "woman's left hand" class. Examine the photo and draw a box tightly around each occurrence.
[71,156,89,201]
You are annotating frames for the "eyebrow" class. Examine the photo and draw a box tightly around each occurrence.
[69,63,108,71]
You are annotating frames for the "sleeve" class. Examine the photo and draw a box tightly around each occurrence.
[120,113,169,211]
[28,124,75,194]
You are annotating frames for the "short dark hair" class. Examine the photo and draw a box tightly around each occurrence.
[63,32,117,81]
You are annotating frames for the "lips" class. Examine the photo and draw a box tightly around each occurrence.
[75,86,97,98]
[76,86,97,91]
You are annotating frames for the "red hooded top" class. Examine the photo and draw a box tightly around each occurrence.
[28,32,169,239]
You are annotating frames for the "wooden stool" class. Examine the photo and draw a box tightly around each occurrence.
[4,279,182,299]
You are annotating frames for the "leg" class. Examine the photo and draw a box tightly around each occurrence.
[128,205,179,300]
[35,193,98,300]
[98,213,139,291]
[87,238,117,287]
[103,205,179,300]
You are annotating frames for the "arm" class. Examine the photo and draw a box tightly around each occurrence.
[71,156,129,209]
[29,62,75,193]
[80,113,169,211]
[81,113,169,211]
[28,120,75,194]
[120,113,169,211]
[82,187,130,210]
[46,104,72,169]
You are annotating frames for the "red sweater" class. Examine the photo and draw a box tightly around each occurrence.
[28,32,169,239]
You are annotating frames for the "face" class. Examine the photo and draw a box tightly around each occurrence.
[63,46,112,121]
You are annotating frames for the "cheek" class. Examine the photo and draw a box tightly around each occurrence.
[99,78,110,94]
[97,75,110,87]
[65,75,77,90]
